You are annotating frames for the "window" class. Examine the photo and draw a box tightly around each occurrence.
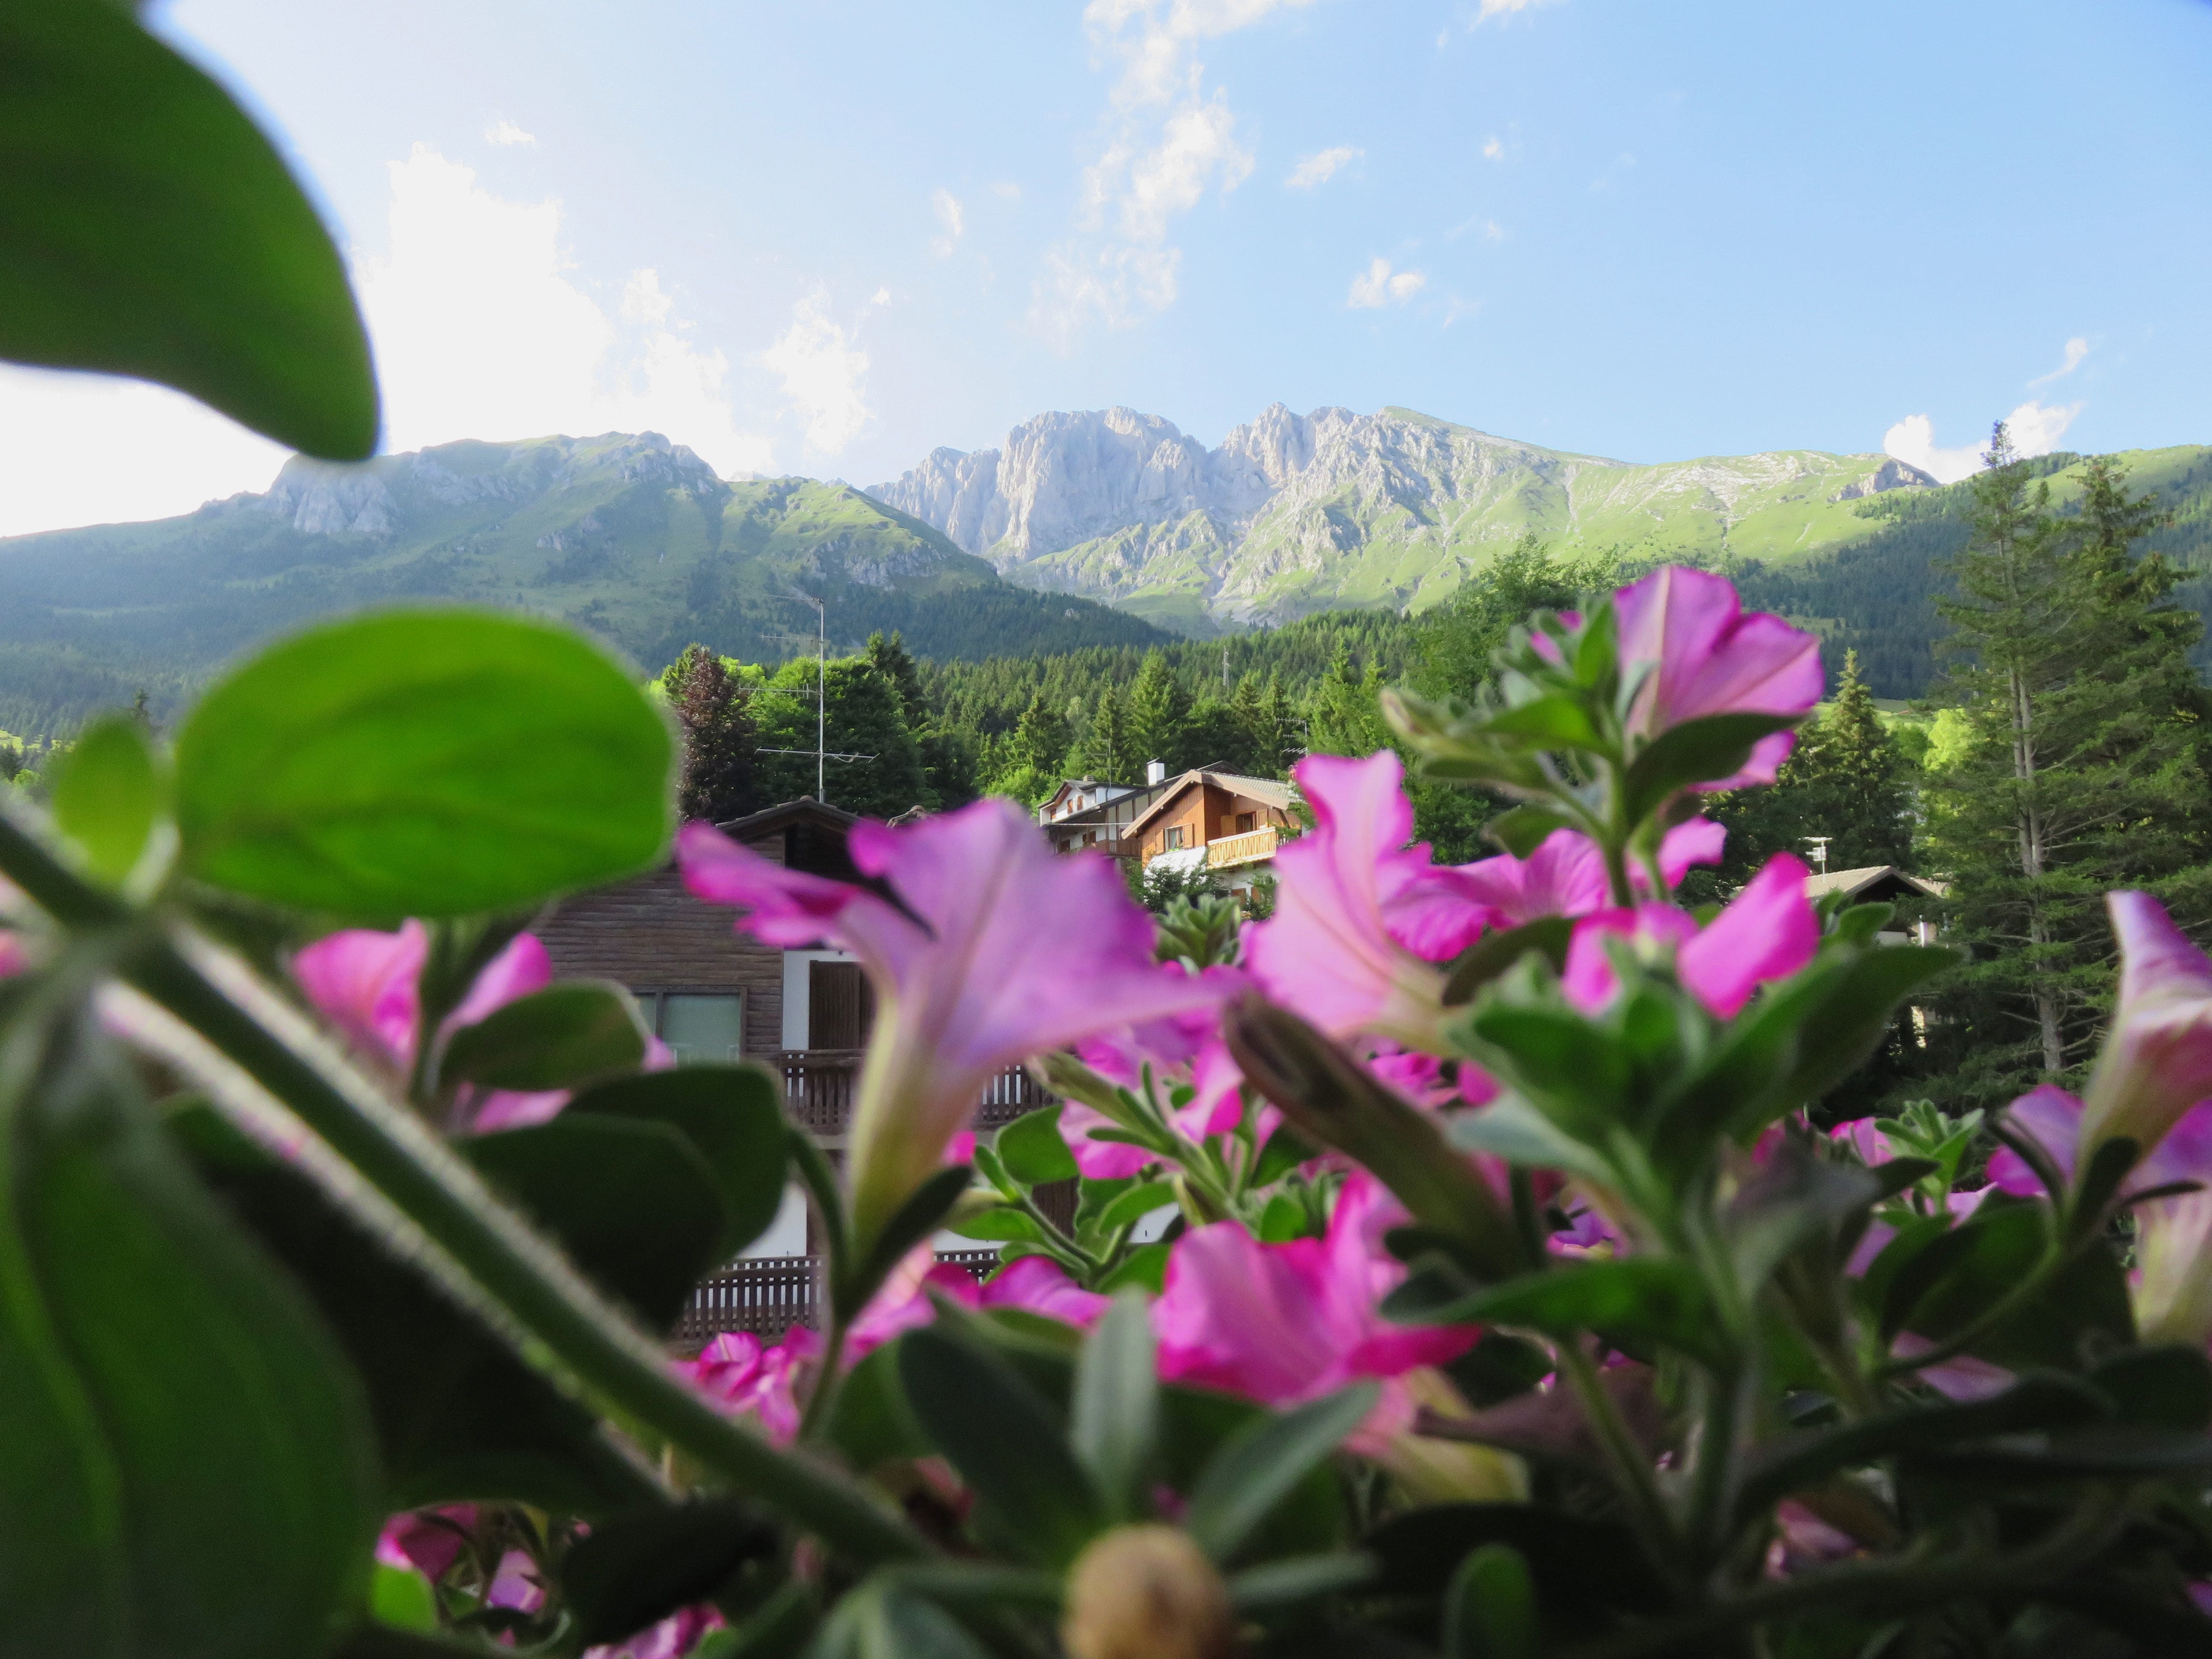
[643,992,745,1065]
[1164,825,1186,850]
[1235,812,1257,834]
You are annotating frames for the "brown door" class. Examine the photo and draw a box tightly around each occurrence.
[809,960,875,1050]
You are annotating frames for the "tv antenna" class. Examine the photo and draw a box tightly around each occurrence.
[754,594,875,806]
[1802,835,1832,876]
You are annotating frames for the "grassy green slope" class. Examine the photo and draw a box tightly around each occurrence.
[0,433,1166,736]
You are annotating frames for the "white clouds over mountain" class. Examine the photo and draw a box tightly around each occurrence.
[1348,256,1425,308]
[1031,0,1310,342]
[764,289,877,456]
[1882,400,2083,485]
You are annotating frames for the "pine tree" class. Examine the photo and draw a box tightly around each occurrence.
[1919,433,2212,1104]
[864,630,927,730]
[662,644,759,823]
[1010,687,1072,780]
[1412,534,1614,703]
[1080,684,1135,782]
[1305,642,1394,758]
[1126,649,1190,773]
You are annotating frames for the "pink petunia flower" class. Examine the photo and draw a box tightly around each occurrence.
[1245,753,1484,1049]
[0,930,26,978]
[1983,1081,2212,1346]
[675,1326,824,1444]
[2077,891,2212,1172]
[583,1607,725,1659]
[1613,567,1825,790]
[1560,853,1818,1019]
[376,1506,477,1582]
[291,924,605,1132]
[843,1248,1110,1364]
[1152,1172,1478,1443]
[1450,819,1726,927]
[678,800,1217,1246]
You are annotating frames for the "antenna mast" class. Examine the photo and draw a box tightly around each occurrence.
[815,596,826,803]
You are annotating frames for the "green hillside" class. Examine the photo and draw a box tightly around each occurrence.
[0,431,1167,736]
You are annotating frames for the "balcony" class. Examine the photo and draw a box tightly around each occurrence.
[1205,825,1278,868]
[775,1049,1052,1141]
[675,1249,1002,1344]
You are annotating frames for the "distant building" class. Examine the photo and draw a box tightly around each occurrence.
[1121,767,1297,900]
[1804,865,1946,943]
[1036,771,1176,856]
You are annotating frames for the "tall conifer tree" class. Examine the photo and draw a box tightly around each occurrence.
[662,644,759,823]
[1126,650,1190,772]
[1920,430,2212,1103]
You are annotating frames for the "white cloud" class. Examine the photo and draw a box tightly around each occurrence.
[992,180,1022,200]
[1882,400,2084,485]
[357,146,773,475]
[1348,256,1426,309]
[0,366,291,538]
[0,146,783,538]
[1481,135,1505,160]
[1287,145,1361,189]
[762,289,872,455]
[1032,0,1307,341]
[2029,335,2090,388]
[484,119,536,147]
[930,189,965,257]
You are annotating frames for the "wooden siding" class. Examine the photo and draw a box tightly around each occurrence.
[1137,782,1293,862]
[537,840,785,1059]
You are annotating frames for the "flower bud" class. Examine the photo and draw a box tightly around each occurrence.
[2078,893,2212,1173]
[1061,1525,1235,1659]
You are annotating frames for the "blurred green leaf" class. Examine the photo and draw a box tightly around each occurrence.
[173,1104,664,1514]
[1620,712,1798,824]
[175,609,672,920]
[368,1564,439,1634]
[825,1344,929,1472]
[1389,1258,1724,1366]
[1071,1292,1158,1523]
[1444,1543,1540,1659]
[560,1500,775,1647]
[1365,1502,1669,1627]
[995,1106,1078,1185]
[0,0,377,456]
[944,1207,1047,1244]
[1443,918,1574,1007]
[2090,1345,2212,1432]
[1228,1551,1379,1610]
[1097,1179,1176,1234]
[1184,1383,1375,1563]
[466,1114,729,1331]
[896,1326,1103,1568]
[1097,1241,1170,1295]
[841,1165,972,1320]
[440,981,648,1092]
[49,713,163,886]
[1484,805,1575,859]
[0,1012,378,1659]
[812,1582,990,1659]
[1482,696,1606,751]
[568,1066,789,1260]
[1258,1192,1307,1242]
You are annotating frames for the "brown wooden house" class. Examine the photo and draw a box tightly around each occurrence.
[1118,768,1296,896]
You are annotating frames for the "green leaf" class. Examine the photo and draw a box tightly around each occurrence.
[1228,1551,1380,1611]
[944,1207,1046,1244]
[1071,1292,1158,1522]
[368,1564,439,1634]
[0,1,376,456]
[175,609,673,920]
[49,713,164,886]
[1484,806,1575,859]
[1258,1193,1307,1242]
[1445,1543,1541,1659]
[172,1106,663,1515]
[1365,1502,1668,1619]
[560,1500,776,1647]
[693,1580,816,1659]
[1481,696,1606,750]
[1388,1258,1724,1366]
[995,1106,1078,1185]
[1097,1242,1171,1295]
[1443,918,1575,1007]
[465,1114,730,1330]
[0,1012,378,1659]
[1184,1383,1376,1563]
[439,981,649,1092]
[567,1066,790,1260]
[1620,711,1799,824]
[2090,1345,2212,1432]
[896,1327,1103,1568]
[812,1583,990,1659]
[825,1344,930,1471]
[1445,1096,1615,1187]
[1097,1180,1177,1234]
[1250,1124,1314,1187]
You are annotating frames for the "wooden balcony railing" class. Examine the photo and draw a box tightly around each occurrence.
[676,1248,1003,1345]
[1206,825,1278,868]
[776,1049,1048,1138]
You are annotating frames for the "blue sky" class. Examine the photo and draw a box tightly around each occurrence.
[3,0,2209,536]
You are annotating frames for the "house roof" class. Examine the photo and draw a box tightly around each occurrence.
[714,796,867,885]
[1804,865,1946,903]
[1119,767,1297,842]
[714,797,860,839]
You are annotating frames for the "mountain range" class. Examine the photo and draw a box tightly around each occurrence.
[866,404,1947,634]
[4,407,2208,736]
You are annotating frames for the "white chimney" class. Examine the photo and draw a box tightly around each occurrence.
[1144,758,1167,786]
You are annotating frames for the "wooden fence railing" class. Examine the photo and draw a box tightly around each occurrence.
[675,1248,1005,1345]
[775,1050,1048,1137]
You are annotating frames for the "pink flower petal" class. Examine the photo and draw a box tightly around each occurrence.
[2080,892,2212,1164]
[1677,853,1817,1018]
[293,922,428,1070]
